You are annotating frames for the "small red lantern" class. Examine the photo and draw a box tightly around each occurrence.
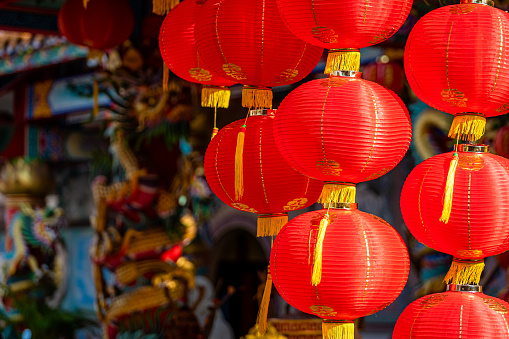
[273,73,411,205]
[401,144,509,285]
[58,0,134,50]
[404,1,509,141]
[204,110,323,237]
[159,0,235,113]
[394,288,509,338]
[194,0,323,109]
[271,203,409,339]
[276,0,412,74]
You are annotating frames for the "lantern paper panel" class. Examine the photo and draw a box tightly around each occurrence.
[58,0,134,50]
[393,291,509,339]
[270,206,409,322]
[273,75,411,203]
[204,111,323,236]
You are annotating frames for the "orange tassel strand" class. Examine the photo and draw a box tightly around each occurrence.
[443,258,485,285]
[234,125,246,201]
[312,213,330,286]
[440,152,458,224]
[162,63,170,92]
[255,266,273,335]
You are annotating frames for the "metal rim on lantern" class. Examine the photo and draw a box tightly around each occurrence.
[454,144,489,153]
[446,284,483,293]
[460,0,494,6]
[323,202,358,210]
[329,70,362,78]
[249,109,271,116]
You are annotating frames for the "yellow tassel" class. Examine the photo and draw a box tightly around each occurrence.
[318,182,356,204]
[93,79,99,117]
[256,266,272,335]
[257,214,288,237]
[235,125,246,201]
[83,0,90,8]
[152,0,179,15]
[163,63,170,92]
[325,49,361,75]
[443,258,485,285]
[322,321,354,339]
[202,86,231,109]
[312,213,329,286]
[440,152,459,224]
[448,114,486,142]
[242,87,273,109]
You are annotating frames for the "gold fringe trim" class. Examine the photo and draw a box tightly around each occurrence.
[440,152,458,224]
[255,267,272,335]
[235,125,246,201]
[202,86,231,108]
[443,258,484,285]
[325,49,361,74]
[242,87,273,109]
[257,214,288,237]
[311,213,329,286]
[448,114,486,142]
[163,63,170,92]
[93,79,99,117]
[318,183,356,204]
[152,0,179,15]
[322,321,355,339]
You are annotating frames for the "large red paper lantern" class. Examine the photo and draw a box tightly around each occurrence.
[194,0,323,109]
[58,0,134,50]
[405,1,509,141]
[204,110,323,237]
[401,144,509,284]
[393,289,509,338]
[273,73,412,204]
[276,0,412,74]
[159,0,235,112]
[271,204,409,338]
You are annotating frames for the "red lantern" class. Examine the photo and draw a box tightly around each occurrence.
[401,144,509,285]
[273,73,412,204]
[204,110,323,237]
[404,1,509,141]
[393,289,509,338]
[159,0,235,113]
[276,0,412,74]
[194,0,323,109]
[270,204,409,338]
[58,0,134,50]
[363,59,405,94]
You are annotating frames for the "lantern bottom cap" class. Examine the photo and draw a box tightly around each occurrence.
[446,284,483,293]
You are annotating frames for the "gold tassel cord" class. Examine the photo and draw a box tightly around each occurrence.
[242,87,273,109]
[93,79,99,117]
[257,214,288,237]
[163,63,170,92]
[443,258,485,285]
[152,0,180,15]
[322,321,355,339]
[202,86,231,109]
[255,266,273,335]
[318,183,356,204]
[234,125,246,201]
[325,49,361,75]
[311,213,330,286]
[440,152,459,224]
[448,114,486,142]
[83,0,90,8]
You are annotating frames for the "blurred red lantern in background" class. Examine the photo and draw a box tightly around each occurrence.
[404,2,509,141]
[363,57,405,94]
[271,204,409,338]
[159,0,235,111]
[401,144,509,285]
[274,73,411,205]
[194,0,323,109]
[204,110,323,237]
[394,289,509,338]
[58,0,134,50]
[276,0,412,74]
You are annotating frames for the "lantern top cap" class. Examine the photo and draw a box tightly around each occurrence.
[454,144,489,153]
[249,109,276,117]
[459,0,494,6]
[322,202,357,210]
[446,284,483,293]
[328,71,362,78]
